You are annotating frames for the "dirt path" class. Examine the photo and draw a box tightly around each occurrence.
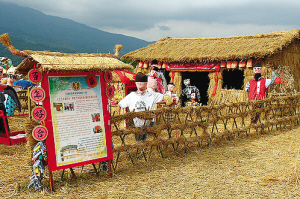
[1,126,300,198]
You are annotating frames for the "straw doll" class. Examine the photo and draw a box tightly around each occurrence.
[119,72,165,141]
[147,60,167,94]
[245,63,276,123]
[179,74,200,107]
[185,90,201,107]
[2,66,21,116]
[164,83,179,124]
[0,66,22,134]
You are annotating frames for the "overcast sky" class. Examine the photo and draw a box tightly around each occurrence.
[2,0,300,42]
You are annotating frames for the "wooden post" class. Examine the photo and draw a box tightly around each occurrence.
[108,159,112,178]
[49,171,54,192]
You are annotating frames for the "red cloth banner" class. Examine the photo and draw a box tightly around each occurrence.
[167,62,220,72]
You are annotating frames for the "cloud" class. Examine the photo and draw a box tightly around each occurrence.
[102,21,297,41]
[1,0,300,41]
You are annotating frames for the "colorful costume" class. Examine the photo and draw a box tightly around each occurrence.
[179,86,200,107]
[0,84,21,134]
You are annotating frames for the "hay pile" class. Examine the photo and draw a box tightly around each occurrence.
[1,125,300,198]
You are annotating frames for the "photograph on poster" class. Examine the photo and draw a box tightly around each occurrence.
[48,76,107,166]
[53,102,63,112]
[91,113,101,122]
[63,102,75,111]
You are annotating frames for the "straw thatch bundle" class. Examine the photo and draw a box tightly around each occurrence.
[114,44,123,58]
[15,52,133,74]
[122,29,300,63]
[0,33,28,57]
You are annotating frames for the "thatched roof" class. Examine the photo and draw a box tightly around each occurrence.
[122,29,300,63]
[16,51,133,74]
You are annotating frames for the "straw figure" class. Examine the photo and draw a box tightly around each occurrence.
[179,74,200,107]
[119,72,168,141]
[185,89,201,107]
[164,83,179,124]
[2,66,20,116]
[245,63,277,123]
[147,60,167,94]
[0,66,22,134]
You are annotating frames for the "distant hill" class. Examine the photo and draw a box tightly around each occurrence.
[0,1,153,65]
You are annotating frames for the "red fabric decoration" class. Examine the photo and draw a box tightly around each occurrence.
[274,77,282,84]
[211,71,219,97]
[171,71,175,83]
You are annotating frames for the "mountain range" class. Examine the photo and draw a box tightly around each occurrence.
[0,1,153,65]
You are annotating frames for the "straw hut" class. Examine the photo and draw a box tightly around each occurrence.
[122,29,300,104]
[0,33,134,149]
[0,33,135,103]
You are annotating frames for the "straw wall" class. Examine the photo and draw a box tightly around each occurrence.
[265,41,300,91]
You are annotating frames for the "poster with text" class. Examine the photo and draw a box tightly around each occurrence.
[48,76,107,167]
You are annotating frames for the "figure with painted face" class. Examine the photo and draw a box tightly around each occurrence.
[245,63,277,101]
[245,63,276,123]
[165,83,179,104]
[164,83,179,124]
[179,75,200,107]
[147,60,167,94]
[185,89,201,107]
[119,72,165,141]
[3,66,21,116]
[0,66,22,134]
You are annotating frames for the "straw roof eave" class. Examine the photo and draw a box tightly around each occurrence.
[16,53,133,74]
[121,29,300,63]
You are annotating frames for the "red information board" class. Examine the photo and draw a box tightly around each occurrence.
[41,72,113,172]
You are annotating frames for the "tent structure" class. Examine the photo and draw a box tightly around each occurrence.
[122,29,300,104]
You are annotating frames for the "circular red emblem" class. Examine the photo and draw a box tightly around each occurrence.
[32,125,48,141]
[106,85,115,98]
[32,106,47,122]
[28,69,43,84]
[104,71,113,83]
[30,87,46,102]
[86,74,98,88]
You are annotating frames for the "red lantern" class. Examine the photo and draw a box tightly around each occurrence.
[239,61,246,68]
[226,61,232,68]
[221,61,226,68]
[162,62,169,69]
[138,62,143,68]
[246,59,253,68]
[158,61,162,69]
[143,61,149,69]
[231,61,238,69]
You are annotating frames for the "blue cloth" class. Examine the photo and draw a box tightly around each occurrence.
[13,80,36,89]
[5,95,15,116]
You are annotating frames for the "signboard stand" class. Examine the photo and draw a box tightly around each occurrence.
[38,72,113,192]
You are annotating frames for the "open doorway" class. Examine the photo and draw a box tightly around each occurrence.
[181,72,210,105]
